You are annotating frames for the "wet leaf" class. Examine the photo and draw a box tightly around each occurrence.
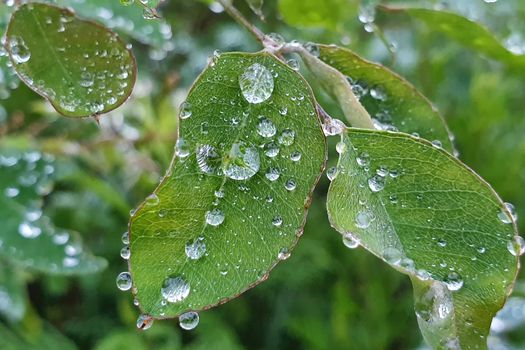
[0,263,26,322]
[318,44,455,152]
[327,128,519,349]
[380,6,525,69]
[278,0,357,31]
[0,148,107,274]
[129,52,326,318]
[5,3,136,117]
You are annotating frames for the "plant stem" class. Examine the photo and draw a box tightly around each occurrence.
[217,0,265,45]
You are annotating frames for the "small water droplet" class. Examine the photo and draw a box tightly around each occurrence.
[383,247,402,265]
[444,272,464,291]
[185,237,206,260]
[290,151,301,162]
[179,311,199,330]
[161,276,190,303]
[342,233,359,249]
[507,236,525,256]
[196,144,221,175]
[257,118,277,138]
[278,247,291,260]
[136,314,154,330]
[322,118,345,136]
[355,210,374,229]
[121,231,130,245]
[336,142,346,154]
[326,166,338,181]
[264,142,280,158]
[18,221,41,238]
[370,86,387,101]
[8,36,31,64]
[272,215,283,227]
[304,42,320,57]
[116,272,132,291]
[287,58,300,71]
[175,139,190,158]
[278,129,296,146]
[206,208,225,226]
[239,63,274,104]
[356,152,370,167]
[368,175,385,192]
[145,193,159,206]
[120,246,130,260]
[265,167,280,182]
[285,179,296,191]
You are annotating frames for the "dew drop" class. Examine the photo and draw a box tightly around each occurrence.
[161,276,190,303]
[116,272,132,291]
[285,179,296,191]
[272,215,283,227]
[239,63,274,104]
[279,107,288,116]
[290,151,301,162]
[444,272,464,291]
[175,139,190,158]
[9,36,31,64]
[326,166,338,181]
[257,118,276,138]
[342,233,359,249]
[137,314,154,330]
[498,202,517,223]
[278,129,295,146]
[185,237,206,260]
[196,144,221,174]
[265,167,280,182]
[179,311,199,330]
[356,152,370,167]
[336,142,346,154]
[368,175,385,192]
[383,247,403,265]
[287,58,300,71]
[322,118,345,136]
[264,142,280,158]
[121,231,130,245]
[224,142,260,180]
[278,247,291,260]
[120,246,130,260]
[18,221,41,239]
[304,42,320,57]
[507,236,525,256]
[355,210,374,229]
[205,208,225,226]
[179,101,192,119]
[370,86,387,101]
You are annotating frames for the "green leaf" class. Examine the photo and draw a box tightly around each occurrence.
[129,51,326,318]
[318,44,455,153]
[245,0,264,20]
[5,3,136,117]
[327,128,519,349]
[0,263,26,322]
[0,148,107,275]
[380,6,525,69]
[0,322,77,350]
[278,0,357,31]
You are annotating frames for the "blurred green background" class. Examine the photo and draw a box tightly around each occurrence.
[1,0,525,349]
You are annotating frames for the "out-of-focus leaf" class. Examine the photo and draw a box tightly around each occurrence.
[129,52,326,318]
[318,44,455,153]
[327,128,519,349]
[0,322,77,350]
[278,0,357,31]
[380,6,525,69]
[0,147,107,274]
[94,330,148,350]
[5,3,136,117]
[0,263,26,322]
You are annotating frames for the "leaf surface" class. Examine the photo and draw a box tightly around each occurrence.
[327,128,519,349]
[318,44,455,152]
[278,0,357,31]
[380,6,525,69]
[5,3,136,117]
[0,147,107,274]
[129,52,326,318]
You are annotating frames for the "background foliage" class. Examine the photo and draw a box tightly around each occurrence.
[1,0,525,349]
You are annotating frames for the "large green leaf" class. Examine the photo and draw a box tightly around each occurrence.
[318,44,455,153]
[380,6,525,69]
[327,129,519,349]
[5,3,136,117]
[0,147,107,274]
[129,51,326,318]
[278,0,357,31]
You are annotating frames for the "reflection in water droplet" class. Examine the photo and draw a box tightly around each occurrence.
[116,272,132,291]
[278,129,296,146]
[327,167,338,181]
[285,179,296,191]
[185,237,206,260]
[120,246,130,260]
[239,63,274,104]
[137,314,154,330]
[444,272,464,291]
[179,311,199,330]
[196,144,221,174]
[224,142,260,180]
[161,276,190,303]
[257,118,277,138]
[265,167,280,182]
[507,236,525,256]
[342,233,359,249]
[205,208,225,226]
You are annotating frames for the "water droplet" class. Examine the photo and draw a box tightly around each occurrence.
[185,237,206,260]
[342,233,359,249]
[239,63,274,104]
[145,193,159,206]
[498,202,517,223]
[257,118,276,138]
[322,118,345,136]
[507,236,525,256]
[285,179,296,191]
[224,142,260,180]
[356,152,370,167]
[264,142,280,158]
[9,36,31,64]
[161,276,190,303]
[279,107,288,116]
[355,210,374,229]
[336,142,346,154]
[437,239,447,247]
[358,4,376,24]
[120,246,130,260]
[175,139,190,158]
[136,314,154,330]
[368,175,385,192]
[304,42,320,57]
[444,272,464,291]
[287,58,300,71]
[326,166,338,181]
[121,231,130,245]
[370,86,387,101]
[196,144,221,174]
[290,151,301,162]
[120,0,135,5]
[205,208,225,226]
[116,272,132,291]
[4,187,19,198]
[278,247,291,260]
[272,216,283,227]
[278,129,296,146]
[179,311,199,330]
[263,32,285,50]
[265,167,280,181]
[214,189,225,198]
[18,221,41,238]
[431,140,442,148]
[179,101,192,119]
[383,247,402,265]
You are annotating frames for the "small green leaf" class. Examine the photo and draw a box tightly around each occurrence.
[380,6,525,68]
[278,0,357,31]
[0,263,26,322]
[129,52,326,318]
[5,3,136,117]
[318,44,455,152]
[0,148,107,275]
[245,0,264,20]
[327,129,519,349]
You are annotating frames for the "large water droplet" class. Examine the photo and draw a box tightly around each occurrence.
[185,237,206,260]
[9,36,31,64]
[179,311,199,330]
[257,118,276,138]
[224,142,260,180]
[368,175,385,192]
[196,144,221,174]
[116,272,132,291]
[161,276,190,303]
[239,63,274,104]
[205,208,225,226]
